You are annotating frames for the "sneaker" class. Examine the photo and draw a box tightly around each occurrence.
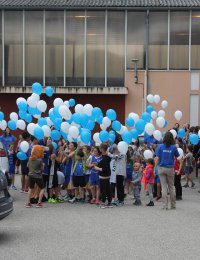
[69,197,78,203]
[191,182,195,188]
[133,200,141,206]
[95,199,100,205]
[90,198,96,204]
[25,203,31,208]
[115,201,124,207]
[111,199,119,206]
[56,198,64,203]
[107,203,113,208]
[62,194,70,201]
[183,183,189,188]
[171,205,176,210]
[11,185,17,190]
[36,202,42,208]
[99,203,107,209]
[162,205,168,210]
[48,198,57,203]
[176,196,182,201]
[146,201,154,206]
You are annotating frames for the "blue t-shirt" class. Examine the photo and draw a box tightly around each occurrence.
[155,144,179,168]
[144,134,158,148]
[73,160,84,177]
[0,135,16,154]
[90,155,102,175]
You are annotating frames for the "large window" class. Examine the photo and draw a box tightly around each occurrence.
[25,11,43,85]
[127,12,146,70]
[107,12,125,86]
[170,12,189,70]
[149,12,168,69]
[86,12,105,86]
[191,12,200,70]
[45,11,64,86]
[4,11,23,85]
[66,11,84,86]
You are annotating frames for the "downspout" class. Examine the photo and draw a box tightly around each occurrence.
[144,9,149,112]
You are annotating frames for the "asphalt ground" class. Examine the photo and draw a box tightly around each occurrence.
[1,174,200,260]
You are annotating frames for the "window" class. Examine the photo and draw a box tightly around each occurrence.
[107,11,125,86]
[45,11,64,86]
[127,12,146,70]
[191,12,200,70]
[25,11,43,85]
[149,12,168,69]
[4,11,23,85]
[86,12,105,86]
[170,12,189,70]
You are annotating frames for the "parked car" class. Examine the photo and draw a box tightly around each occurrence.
[0,169,13,220]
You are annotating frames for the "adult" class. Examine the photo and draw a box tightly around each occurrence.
[0,127,16,154]
[154,132,180,210]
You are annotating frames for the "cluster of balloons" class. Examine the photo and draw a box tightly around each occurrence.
[0,84,198,159]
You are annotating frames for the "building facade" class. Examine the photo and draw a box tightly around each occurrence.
[0,0,200,127]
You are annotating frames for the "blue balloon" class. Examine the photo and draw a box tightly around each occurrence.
[18,102,27,111]
[112,120,121,131]
[122,131,132,144]
[8,120,16,130]
[19,110,27,120]
[130,129,138,139]
[72,113,81,124]
[141,112,151,123]
[80,114,89,127]
[92,107,102,119]
[54,118,62,130]
[109,130,115,135]
[24,113,32,123]
[109,133,116,143]
[99,130,109,142]
[49,111,56,122]
[164,120,168,128]
[69,99,75,107]
[96,116,103,124]
[53,106,62,118]
[34,127,44,140]
[32,82,42,95]
[125,117,134,127]
[189,134,199,145]
[52,141,58,150]
[135,119,146,134]
[178,128,185,138]
[80,131,91,144]
[86,120,95,131]
[106,109,117,121]
[146,105,154,113]
[38,117,47,127]
[17,151,27,161]
[0,111,4,121]
[45,86,53,97]
[51,130,61,141]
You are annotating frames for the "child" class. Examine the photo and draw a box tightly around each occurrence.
[8,144,17,190]
[183,145,195,188]
[89,146,102,205]
[94,143,113,208]
[132,162,142,206]
[125,147,134,195]
[143,158,154,206]
[69,150,86,203]
[26,145,45,208]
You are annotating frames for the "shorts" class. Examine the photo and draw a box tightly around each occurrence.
[73,176,86,188]
[29,177,45,189]
[85,175,90,189]
[184,166,193,175]
[126,173,132,181]
[90,172,99,186]
[9,165,15,175]
[21,160,29,176]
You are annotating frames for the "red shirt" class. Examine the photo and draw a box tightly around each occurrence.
[174,158,182,175]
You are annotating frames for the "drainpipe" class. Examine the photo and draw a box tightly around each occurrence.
[144,9,149,111]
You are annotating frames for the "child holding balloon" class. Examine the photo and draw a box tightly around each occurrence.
[8,144,17,190]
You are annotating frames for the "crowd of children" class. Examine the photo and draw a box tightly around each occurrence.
[2,123,200,209]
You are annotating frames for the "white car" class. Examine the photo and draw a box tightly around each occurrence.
[0,141,9,173]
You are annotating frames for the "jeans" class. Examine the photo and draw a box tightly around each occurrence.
[147,183,154,202]
[133,183,141,202]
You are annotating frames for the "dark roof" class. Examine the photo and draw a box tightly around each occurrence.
[0,0,200,9]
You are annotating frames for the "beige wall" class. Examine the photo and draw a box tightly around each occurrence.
[125,70,198,129]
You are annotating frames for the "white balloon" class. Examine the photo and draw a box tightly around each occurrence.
[33,114,41,119]
[158,110,166,118]
[42,125,51,137]
[161,100,168,109]
[37,100,47,113]
[177,148,184,160]
[10,112,18,122]
[100,124,107,130]
[64,101,70,107]
[102,117,111,127]
[0,120,7,130]
[174,110,182,121]
[31,93,40,102]
[20,141,29,153]
[154,95,160,104]
[27,123,37,135]
[27,96,37,108]
[118,125,127,135]
[53,98,63,107]
[69,126,79,139]
[93,133,101,143]
[67,135,73,142]
[147,94,154,103]
[156,116,165,128]
[59,105,72,120]
[46,117,53,127]
[198,130,200,138]
[128,113,139,123]
[118,141,128,155]
[145,123,155,136]
[153,130,162,141]
[57,171,65,185]
[170,129,177,139]
[151,111,157,119]
[61,122,70,134]
[16,120,26,130]
[144,150,153,159]
[75,104,84,114]
[16,97,27,105]
[83,104,93,116]
[95,142,101,147]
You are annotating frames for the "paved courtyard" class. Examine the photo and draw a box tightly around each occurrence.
[1,175,200,260]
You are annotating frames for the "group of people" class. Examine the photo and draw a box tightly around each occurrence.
[1,122,200,210]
